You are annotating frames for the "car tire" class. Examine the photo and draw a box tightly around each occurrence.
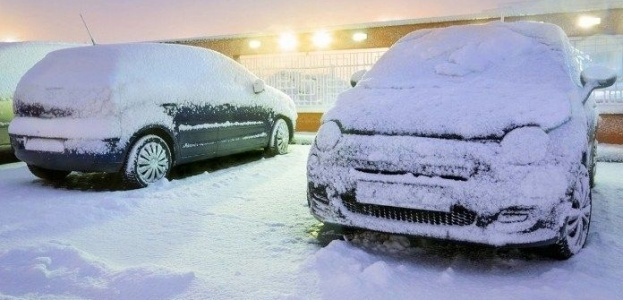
[549,164,592,259]
[266,118,290,156]
[27,164,70,181]
[123,134,172,188]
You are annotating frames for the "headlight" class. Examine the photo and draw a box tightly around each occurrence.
[501,127,549,165]
[315,121,342,152]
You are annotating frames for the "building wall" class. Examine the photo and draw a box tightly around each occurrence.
[599,114,623,144]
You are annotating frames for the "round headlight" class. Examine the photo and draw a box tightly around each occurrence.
[315,121,342,152]
[501,127,549,165]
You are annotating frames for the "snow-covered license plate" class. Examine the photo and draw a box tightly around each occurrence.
[25,138,65,153]
[355,180,453,212]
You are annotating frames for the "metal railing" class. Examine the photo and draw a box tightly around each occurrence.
[593,80,623,113]
[240,49,387,111]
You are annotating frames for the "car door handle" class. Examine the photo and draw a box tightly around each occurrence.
[161,103,178,114]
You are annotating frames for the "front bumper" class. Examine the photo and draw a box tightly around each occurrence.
[308,186,562,247]
[307,134,573,247]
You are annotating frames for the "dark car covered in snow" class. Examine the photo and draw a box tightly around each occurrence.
[307,22,616,258]
[9,43,297,187]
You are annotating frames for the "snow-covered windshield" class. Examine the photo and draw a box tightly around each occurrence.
[359,21,581,89]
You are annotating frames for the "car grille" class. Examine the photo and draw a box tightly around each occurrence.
[342,194,477,226]
[337,135,496,184]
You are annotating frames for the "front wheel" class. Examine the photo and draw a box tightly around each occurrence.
[549,165,592,259]
[266,118,290,156]
[123,135,172,188]
[27,164,70,181]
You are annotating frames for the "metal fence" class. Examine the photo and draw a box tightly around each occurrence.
[593,80,623,113]
[240,49,387,112]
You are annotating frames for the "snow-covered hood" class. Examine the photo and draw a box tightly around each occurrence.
[324,21,582,139]
[325,82,576,139]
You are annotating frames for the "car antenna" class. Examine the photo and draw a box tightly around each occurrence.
[80,13,97,45]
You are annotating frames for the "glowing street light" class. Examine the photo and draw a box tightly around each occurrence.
[577,15,601,29]
[279,33,298,51]
[1,36,18,42]
[312,31,332,48]
[352,32,368,42]
[248,39,261,49]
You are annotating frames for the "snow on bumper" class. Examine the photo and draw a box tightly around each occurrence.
[307,134,572,247]
[9,117,122,141]
[9,117,125,172]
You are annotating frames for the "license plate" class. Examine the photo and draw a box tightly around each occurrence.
[25,138,65,153]
[356,180,453,212]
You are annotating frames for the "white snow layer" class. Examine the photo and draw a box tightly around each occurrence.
[14,43,272,117]
[1,145,622,299]
[325,22,582,138]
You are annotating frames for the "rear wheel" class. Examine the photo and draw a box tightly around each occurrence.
[123,135,172,188]
[549,165,591,259]
[266,118,290,156]
[27,164,70,181]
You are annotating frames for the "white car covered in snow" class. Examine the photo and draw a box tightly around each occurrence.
[307,22,616,258]
[9,43,297,187]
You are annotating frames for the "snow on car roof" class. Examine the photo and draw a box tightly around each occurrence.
[0,42,80,100]
[325,21,583,139]
[15,43,260,116]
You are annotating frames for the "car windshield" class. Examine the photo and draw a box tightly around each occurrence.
[359,22,582,90]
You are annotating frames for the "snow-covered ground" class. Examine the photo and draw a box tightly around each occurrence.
[1,145,622,299]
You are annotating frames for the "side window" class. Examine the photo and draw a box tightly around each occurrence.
[231,63,257,90]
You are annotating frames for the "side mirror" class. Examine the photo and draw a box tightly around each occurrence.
[581,66,617,90]
[580,66,617,104]
[350,70,367,87]
[253,79,265,94]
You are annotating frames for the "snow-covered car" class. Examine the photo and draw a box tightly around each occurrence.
[0,42,79,152]
[307,22,616,258]
[9,43,297,187]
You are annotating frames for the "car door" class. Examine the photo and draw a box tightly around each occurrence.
[215,65,271,156]
[172,102,220,161]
